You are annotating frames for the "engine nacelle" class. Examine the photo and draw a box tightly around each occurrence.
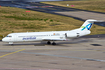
[66,33,77,38]
[65,30,91,38]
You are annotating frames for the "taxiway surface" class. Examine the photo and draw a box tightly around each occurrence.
[0,35,105,70]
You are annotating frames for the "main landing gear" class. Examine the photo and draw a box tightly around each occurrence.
[52,42,56,45]
[47,41,56,45]
[47,41,51,45]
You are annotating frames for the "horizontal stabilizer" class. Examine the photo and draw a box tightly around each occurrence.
[80,19,104,31]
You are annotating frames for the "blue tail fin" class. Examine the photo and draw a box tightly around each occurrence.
[80,19,102,31]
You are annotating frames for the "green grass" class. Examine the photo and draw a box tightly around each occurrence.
[0,6,105,40]
[42,0,105,13]
[0,6,81,39]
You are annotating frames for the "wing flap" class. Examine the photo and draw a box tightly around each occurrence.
[42,37,69,41]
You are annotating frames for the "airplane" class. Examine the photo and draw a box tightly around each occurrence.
[2,19,103,45]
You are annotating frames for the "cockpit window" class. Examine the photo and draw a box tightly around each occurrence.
[6,36,12,37]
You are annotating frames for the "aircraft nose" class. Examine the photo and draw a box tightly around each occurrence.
[2,38,6,42]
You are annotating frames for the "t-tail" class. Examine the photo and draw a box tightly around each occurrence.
[78,19,103,36]
[80,19,99,31]
[80,19,104,30]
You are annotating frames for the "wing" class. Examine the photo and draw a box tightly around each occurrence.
[42,37,69,41]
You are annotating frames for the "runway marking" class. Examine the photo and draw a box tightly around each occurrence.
[0,68,59,70]
[0,49,25,58]
[0,48,105,52]
[20,51,105,62]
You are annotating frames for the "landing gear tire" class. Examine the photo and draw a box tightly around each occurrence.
[52,42,56,45]
[47,41,51,45]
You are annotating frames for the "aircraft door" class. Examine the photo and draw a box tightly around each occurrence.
[14,34,17,42]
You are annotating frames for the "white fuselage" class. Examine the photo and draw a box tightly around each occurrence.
[2,28,90,43]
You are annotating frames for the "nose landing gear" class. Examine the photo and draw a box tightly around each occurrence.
[9,42,13,45]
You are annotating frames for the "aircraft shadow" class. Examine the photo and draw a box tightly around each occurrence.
[3,42,46,46]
